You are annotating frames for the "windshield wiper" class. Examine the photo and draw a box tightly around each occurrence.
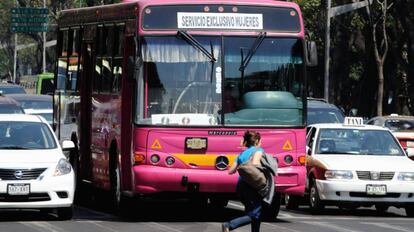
[239,31,267,72]
[177,30,216,62]
[0,146,30,150]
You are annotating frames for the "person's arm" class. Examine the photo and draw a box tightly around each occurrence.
[228,161,238,175]
[251,150,263,166]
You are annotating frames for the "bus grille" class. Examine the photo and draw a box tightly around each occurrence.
[356,171,394,180]
[0,168,47,180]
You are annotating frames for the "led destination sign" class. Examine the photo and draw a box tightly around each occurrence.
[142,5,300,32]
[177,13,263,30]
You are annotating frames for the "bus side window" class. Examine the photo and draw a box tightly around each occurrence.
[112,25,124,93]
[57,30,69,90]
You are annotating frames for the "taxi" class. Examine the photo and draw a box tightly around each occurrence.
[305,117,414,216]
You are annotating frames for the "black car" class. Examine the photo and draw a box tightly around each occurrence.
[307,98,344,125]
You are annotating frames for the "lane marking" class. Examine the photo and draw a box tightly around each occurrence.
[148,222,184,232]
[81,221,119,232]
[361,222,413,232]
[20,222,65,232]
[264,222,302,232]
[302,221,362,232]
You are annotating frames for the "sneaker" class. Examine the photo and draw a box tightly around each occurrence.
[221,222,230,232]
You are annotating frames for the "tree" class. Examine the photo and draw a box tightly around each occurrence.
[366,0,392,116]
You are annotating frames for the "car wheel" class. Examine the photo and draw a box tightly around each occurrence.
[405,204,414,217]
[309,178,324,213]
[109,162,130,216]
[261,192,281,222]
[56,206,73,220]
[285,194,299,210]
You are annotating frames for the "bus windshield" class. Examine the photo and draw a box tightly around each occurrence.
[136,36,304,127]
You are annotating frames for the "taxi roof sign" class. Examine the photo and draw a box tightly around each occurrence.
[344,117,364,126]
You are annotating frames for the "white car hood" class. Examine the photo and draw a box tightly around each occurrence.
[316,155,414,172]
[0,149,64,168]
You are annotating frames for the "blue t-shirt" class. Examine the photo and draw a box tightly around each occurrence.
[237,146,264,165]
[236,146,264,183]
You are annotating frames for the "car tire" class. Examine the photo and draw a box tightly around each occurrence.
[285,194,300,210]
[261,192,281,222]
[56,206,73,220]
[309,178,324,214]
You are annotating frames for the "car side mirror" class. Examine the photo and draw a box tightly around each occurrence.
[62,140,75,151]
[306,41,318,67]
[406,148,414,160]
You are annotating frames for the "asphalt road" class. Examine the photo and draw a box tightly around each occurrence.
[0,199,412,232]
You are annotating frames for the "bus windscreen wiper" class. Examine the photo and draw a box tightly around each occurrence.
[239,32,267,71]
[177,30,216,62]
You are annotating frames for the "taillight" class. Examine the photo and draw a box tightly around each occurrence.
[298,155,306,165]
[134,152,145,165]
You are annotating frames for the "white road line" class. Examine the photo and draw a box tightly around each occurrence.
[20,222,65,232]
[264,222,302,232]
[148,222,184,232]
[302,221,362,232]
[81,221,120,232]
[361,222,413,232]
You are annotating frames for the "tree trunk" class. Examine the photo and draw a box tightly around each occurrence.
[377,61,384,116]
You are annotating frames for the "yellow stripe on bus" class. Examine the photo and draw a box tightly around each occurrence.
[173,154,238,167]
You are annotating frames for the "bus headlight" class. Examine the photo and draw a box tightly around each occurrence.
[398,172,414,181]
[324,170,353,180]
[54,158,72,176]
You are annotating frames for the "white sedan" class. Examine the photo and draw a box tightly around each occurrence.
[305,119,414,216]
[0,114,75,220]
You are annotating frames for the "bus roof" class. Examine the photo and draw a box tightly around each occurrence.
[59,0,302,36]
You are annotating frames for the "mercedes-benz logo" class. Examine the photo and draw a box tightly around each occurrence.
[370,171,380,180]
[215,156,229,170]
[14,170,23,179]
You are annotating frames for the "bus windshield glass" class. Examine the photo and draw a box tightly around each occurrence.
[136,36,304,127]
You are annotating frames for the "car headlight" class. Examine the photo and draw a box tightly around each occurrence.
[398,172,414,181]
[324,170,353,180]
[54,158,72,176]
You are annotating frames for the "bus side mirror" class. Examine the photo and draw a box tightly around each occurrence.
[127,56,143,80]
[306,41,318,67]
[306,145,312,156]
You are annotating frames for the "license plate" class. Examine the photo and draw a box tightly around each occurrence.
[407,141,414,148]
[7,184,30,195]
[185,138,207,149]
[366,184,386,195]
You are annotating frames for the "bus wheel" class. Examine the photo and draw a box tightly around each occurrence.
[110,162,129,216]
[405,204,414,217]
[285,194,299,210]
[261,192,281,222]
[309,178,324,214]
[209,197,229,208]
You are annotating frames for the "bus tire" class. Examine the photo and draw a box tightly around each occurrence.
[261,192,281,222]
[285,194,300,210]
[109,147,129,216]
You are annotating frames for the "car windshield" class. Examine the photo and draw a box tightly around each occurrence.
[0,105,24,114]
[18,99,52,110]
[0,121,57,149]
[308,108,344,125]
[317,128,404,156]
[385,119,414,131]
[0,85,26,94]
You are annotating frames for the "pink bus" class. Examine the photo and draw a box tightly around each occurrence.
[55,0,315,218]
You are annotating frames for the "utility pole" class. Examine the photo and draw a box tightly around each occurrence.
[324,0,373,102]
[42,0,46,73]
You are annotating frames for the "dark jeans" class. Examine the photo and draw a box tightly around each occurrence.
[227,181,262,232]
